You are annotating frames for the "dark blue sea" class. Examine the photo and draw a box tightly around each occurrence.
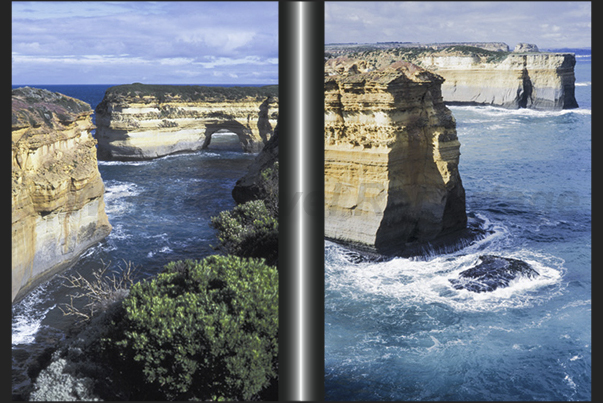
[325,58,591,400]
[11,84,259,398]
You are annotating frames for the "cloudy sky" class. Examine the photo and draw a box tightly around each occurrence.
[12,1,278,85]
[325,1,591,49]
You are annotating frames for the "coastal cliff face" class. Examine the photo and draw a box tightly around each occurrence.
[95,84,278,160]
[325,46,578,110]
[12,87,112,302]
[324,61,467,254]
[416,51,578,110]
[232,125,279,205]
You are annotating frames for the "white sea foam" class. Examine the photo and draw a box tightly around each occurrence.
[325,216,565,314]
[575,81,591,86]
[12,284,55,346]
[147,245,174,258]
[103,181,141,216]
[450,105,591,118]
[98,160,153,166]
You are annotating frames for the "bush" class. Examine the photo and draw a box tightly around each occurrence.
[102,255,278,401]
[211,200,278,266]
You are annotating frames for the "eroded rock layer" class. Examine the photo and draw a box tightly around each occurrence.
[325,61,467,254]
[12,87,112,302]
[95,84,278,160]
[325,46,578,110]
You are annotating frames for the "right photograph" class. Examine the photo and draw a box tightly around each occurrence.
[324,1,591,401]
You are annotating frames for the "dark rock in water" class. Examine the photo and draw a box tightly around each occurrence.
[339,247,390,264]
[449,255,539,293]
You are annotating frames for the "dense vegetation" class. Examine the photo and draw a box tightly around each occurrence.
[105,82,278,102]
[100,255,278,401]
[211,162,279,266]
[444,45,511,62]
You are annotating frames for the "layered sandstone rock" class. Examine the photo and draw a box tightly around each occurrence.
[325,61,467,254]
[325,46,578,110]
[95,84,278,160]
[12,87,112,302]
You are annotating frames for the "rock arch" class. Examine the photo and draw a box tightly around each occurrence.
[201,120,260,153]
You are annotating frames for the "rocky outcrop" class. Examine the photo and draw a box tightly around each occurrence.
[232,124,279,205]
[12,87,112,302]
[95,84,278,160]
[325,45,578,110]
[324,61,467,254]
[514,43,539,53]
[449,255,539,293]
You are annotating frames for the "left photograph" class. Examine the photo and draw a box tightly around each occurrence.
[12,1,279,400]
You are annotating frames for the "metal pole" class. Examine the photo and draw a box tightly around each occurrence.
[279,1,325,401]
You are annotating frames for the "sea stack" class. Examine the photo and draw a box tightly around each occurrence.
[12,87,112,302]
[324,60,467,255]
[95,83,278,160]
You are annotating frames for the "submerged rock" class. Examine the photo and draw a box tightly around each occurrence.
[449,255,539,293]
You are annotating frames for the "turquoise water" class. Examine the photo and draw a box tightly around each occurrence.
[325,58,591,400]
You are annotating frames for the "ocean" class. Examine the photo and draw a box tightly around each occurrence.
[325,57,591,400]
[11,84,259,398]
[12,55,592,400]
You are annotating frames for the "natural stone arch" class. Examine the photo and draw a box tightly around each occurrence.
[201,120,262,153]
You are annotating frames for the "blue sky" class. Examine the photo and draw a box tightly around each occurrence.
[325,1,591,49]
[12,1,278,85]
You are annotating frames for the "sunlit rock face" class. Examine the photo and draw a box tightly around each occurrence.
[12,87,112,302]
[325,46,578,110]
[324,61,467,255]
[95,84,279,160]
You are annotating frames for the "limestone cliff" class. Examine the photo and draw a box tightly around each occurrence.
[325,45,578,110]
[324,61,467,254]
[95,84,278,160]
[12,87,112,302]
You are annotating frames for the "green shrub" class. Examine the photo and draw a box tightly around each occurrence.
[211,200,278,266]
[258,162,279,217]
[102,255,278,401]
[104,83,278,102]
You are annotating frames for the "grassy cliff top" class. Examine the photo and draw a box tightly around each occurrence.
[104,83,278,102]
[12,87,92,130]
[349,45,512,64]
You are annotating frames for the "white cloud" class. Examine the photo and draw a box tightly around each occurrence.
[325,1,591,49]
[12,1,278,84]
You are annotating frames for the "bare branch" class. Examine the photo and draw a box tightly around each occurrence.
[58,260,140,325]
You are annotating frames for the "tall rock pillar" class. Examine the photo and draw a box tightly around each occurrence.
[324,61,467,254]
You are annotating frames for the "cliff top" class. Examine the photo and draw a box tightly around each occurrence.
[12,87,92,131]
[326,43,574,64]
[326,58,444,85]
[101,83,278,104]
[327,45,512,65]
[326,41,510,53]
